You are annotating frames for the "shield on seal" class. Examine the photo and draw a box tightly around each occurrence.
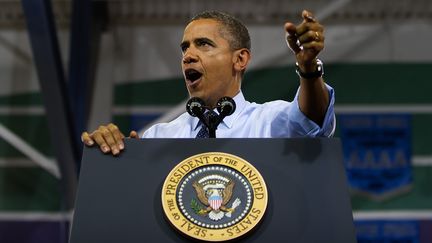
[208,195,223,210]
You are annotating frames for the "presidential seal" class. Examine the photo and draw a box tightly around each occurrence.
[162,152,268,242]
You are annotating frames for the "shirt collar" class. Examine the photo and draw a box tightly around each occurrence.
[191,91,247,131]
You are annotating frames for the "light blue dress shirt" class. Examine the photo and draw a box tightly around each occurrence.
[142,84,335,138]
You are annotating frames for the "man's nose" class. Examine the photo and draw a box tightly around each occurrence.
[182,48,198,64]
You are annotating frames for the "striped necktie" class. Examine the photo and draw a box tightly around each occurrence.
[195,111,217,138]
[196,122,209,138]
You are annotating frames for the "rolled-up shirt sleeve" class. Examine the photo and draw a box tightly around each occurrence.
[287,83,335,137]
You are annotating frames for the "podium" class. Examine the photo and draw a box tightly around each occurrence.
[70,138,356,243]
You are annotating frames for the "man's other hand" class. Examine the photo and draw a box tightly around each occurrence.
[81,123,138,156]
[284,10,324,72]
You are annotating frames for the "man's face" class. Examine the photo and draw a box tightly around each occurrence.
[181,19,240,108]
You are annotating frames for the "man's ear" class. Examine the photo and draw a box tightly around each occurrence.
[233,48,251,73]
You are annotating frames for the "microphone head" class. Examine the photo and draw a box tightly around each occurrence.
[216,97,236,116]
[186,97,205,117]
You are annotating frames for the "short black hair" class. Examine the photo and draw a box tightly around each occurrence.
[189,11,251,51]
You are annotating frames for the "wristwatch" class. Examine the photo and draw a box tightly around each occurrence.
[295,59,324,80]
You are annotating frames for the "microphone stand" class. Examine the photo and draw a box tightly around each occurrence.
[186,97,235,138]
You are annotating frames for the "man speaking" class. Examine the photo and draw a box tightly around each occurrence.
[81,10,335,155]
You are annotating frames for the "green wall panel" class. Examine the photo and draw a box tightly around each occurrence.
[0,115,53,157]
[113,78,187,105]
[0,63,431,157]
[1,63,431,106]
[0,168,61,211]
[0,93,43,106]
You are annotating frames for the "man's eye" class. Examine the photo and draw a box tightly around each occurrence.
[197,40,211,47]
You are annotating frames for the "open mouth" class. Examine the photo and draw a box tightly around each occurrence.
[184,69,203,83]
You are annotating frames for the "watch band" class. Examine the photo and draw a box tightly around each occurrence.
[295,59,324,79]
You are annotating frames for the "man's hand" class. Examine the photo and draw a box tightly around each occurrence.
[285,10,324,72]
[81,123,138,156]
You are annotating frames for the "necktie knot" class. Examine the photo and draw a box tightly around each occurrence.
[195,111,217,138]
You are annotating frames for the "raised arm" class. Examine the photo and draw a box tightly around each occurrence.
[284,10,329,127]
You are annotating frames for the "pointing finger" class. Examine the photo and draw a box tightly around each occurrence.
[302,10,316,22]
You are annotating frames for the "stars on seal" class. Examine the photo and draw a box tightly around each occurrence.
[177,166,252,229]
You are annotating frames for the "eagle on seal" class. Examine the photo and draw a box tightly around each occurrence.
[192,178,241,221]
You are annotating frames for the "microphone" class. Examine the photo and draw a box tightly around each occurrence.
[186,97,206,117]
[186,96,235,138]
[216,97,236,116]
